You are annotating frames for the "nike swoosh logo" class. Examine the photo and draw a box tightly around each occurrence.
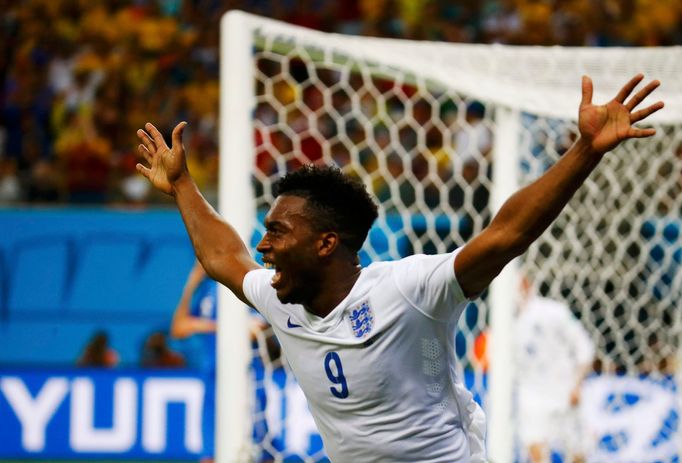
[287,317,302,328]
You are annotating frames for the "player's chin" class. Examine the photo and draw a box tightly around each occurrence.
[276,285,304,305]
[275,286,293,304]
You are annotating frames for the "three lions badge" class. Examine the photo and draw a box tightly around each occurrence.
[349,301,374,338]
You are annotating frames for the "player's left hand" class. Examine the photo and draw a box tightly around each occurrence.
[578,74,664,155]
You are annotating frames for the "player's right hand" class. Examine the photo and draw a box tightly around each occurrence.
[136,121,189,195]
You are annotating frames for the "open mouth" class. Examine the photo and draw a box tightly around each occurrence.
[271,268,283,288]
[263,261,284,289]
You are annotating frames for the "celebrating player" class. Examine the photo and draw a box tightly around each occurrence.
[135,74,662,462]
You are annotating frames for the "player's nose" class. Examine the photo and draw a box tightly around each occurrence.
[256,234,270,253]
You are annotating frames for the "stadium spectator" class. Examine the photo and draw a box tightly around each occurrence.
[77,330,120,368]
[514,275,595,463]
[140,331,186,368]
[25,159,62,202]
[0,157,20,203]
[55,118,110,202]
[454,101,492,164]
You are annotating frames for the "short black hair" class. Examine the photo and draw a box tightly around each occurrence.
[274,165,378,253]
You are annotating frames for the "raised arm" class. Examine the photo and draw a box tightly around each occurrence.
[136,122,259,304]
[455,74,664,297]
[170,260,218,339]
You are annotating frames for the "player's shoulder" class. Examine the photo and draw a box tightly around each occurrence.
[362,253,446,279]
[242,267,278,306]
[366,252,460,300]
[383,252,457,279]
[244,267,275,285]
[370,252,455,268]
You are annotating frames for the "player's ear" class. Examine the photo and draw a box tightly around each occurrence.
[317,231,339,257]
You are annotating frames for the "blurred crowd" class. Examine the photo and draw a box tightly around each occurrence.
[77,329,187,368]
[1,0,681,206]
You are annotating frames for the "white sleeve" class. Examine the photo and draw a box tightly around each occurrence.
[391,249,469,322]
[242,268,277,322]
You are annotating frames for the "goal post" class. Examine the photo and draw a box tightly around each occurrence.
[218,10,682,463]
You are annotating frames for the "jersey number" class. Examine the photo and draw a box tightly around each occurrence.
[324,351,349,399]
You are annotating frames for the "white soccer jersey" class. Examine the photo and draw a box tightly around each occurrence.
[515,296,595,410]
[243,251,486,463]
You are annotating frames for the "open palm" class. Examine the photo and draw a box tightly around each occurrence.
[578,74,663,155]
[136,122,188,195]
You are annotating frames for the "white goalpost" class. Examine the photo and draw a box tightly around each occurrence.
[218,10,682,463]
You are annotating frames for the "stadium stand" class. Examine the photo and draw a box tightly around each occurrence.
[1,1,681,207]
[8,235,74,316]
[66,233,146,314]
[0,210,195,366]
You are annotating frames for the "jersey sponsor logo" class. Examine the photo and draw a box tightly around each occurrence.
[286,317,302,328]
[348,301,374,338]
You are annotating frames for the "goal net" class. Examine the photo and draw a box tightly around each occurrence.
[218,11,682,463]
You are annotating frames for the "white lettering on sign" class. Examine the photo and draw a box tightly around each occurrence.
[70,378,137,452]
[0,375,205,454]
[0,377,68,451]
[142,378,204,453]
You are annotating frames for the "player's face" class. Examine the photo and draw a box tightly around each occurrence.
[257,195,324,305]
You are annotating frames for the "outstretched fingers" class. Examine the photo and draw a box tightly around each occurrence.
[625,79,661,111]
[138,143,153,164]
[137,128,156,155]
[172,121,187,148]
[628,127,657,139]
[580,75,593,107]
[145,122,168,150]
[614,73,644,104]
[631,100,664,123]
[135,162,151,179]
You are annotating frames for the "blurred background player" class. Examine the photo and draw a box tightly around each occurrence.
[170,260,217,463]
[514,275,595,463]
[170,260,322,463]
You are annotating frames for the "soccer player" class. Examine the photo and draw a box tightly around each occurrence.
[170,261,218,463]
[514,276,595,463]
[135,74,662,462]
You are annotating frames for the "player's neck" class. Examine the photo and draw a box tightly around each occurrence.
[304,261,361,318]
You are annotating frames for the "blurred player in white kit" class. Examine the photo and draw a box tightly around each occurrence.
[515,276,595,463]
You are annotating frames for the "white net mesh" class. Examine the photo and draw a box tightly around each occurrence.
[220,12,682,463]
[516,118,681,462]
[521,120,681,375]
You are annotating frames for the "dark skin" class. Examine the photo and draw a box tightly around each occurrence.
[257,194,361,315]
[136,74,663,317]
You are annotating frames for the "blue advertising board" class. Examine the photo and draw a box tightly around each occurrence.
[0,367,329,462]
[0,368,208,460]
[1,369,679,462]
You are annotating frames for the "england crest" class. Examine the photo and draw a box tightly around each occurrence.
[349,301,374,338]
